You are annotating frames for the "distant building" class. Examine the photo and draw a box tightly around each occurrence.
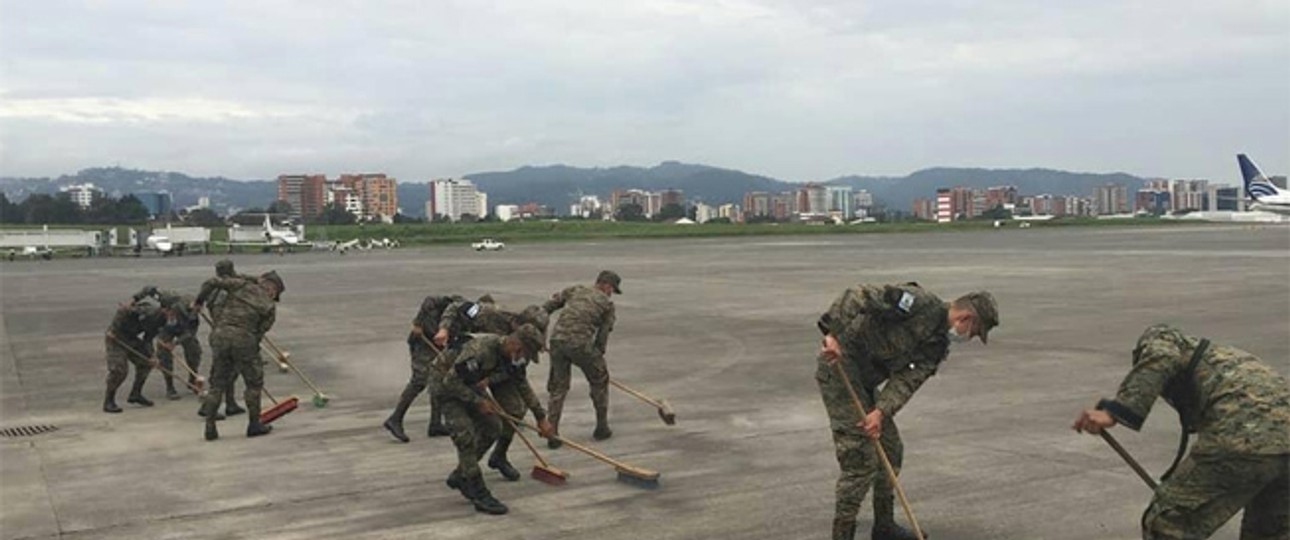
[912,197,936,221]
[935,189,953,223]
[660,189,684,209]
[1170,179,1208,212]
[717,203,740,222]
[430,178,487,221]
[1213,186,1245,211]
[277,174,328,221]
[798,183,828,216]
[985,186,1018,210]
[134,191,173,218]
[694,202,716,223]
[338,173,398,220]
[742,191,772,219]
[826,185,854,219]
[571,195,603,218]
[1095,183,1129,215]
[197,196,211,209]
[495,204,520,222]
[60,183,103,209]
[772,192,797,221]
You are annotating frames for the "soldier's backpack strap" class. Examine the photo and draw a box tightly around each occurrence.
[1161,338,1210,482]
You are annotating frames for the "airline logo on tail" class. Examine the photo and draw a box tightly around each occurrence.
[1238,154,1290,215]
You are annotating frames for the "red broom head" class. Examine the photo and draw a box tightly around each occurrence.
[261,396,299,425]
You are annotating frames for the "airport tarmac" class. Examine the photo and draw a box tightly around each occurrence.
[2,224,1287,540]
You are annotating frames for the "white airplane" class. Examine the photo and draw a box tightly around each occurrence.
[261,214,300,246]
[145,234,174,254]
[333,238,362,254]
[1239,154,1290,216]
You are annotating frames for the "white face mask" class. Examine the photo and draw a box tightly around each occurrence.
[947,326,972,343]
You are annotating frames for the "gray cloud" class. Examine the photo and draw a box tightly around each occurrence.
[2,0,1286,182]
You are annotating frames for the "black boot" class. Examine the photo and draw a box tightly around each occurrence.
[126,369,153,406]
[446,468,464,491]
[204,419,219,441]
[488,437,521,481]
[593,405,612,440]
[872,522,924,540]
[833,519,857,540]
[547,425,563,449]
[224,402,245,416]
[384,388,415,442]
[463,476,508,515]
[103,388,123,413]
[246,421,273,438]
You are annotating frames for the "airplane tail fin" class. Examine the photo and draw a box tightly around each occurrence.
[1238,154,1281,201]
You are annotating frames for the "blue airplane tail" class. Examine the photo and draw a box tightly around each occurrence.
[1238,154,1280,200]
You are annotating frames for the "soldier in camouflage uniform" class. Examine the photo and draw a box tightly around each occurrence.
[542,270,620,448]
[193,270,284,441]
[149,290,204,401]
[1074,324,1289,540]
[102,292,176,413]
[383,294,463,442]
[436,324,553,515]
[433,296,552,480]
[196,260,252,419]
[816,283,998,540]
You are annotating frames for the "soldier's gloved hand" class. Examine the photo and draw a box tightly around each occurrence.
[820,334,843,364]
[537,418,556,439]
[433,328,449,348]
[1072,409,1116,434]
[477,399,497,416]
[858,409,884,439]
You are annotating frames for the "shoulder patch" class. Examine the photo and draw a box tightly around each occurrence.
[466,303,481,319]
[897,292,915,313]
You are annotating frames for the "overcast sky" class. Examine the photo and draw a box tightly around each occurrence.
[2,1,1287,183]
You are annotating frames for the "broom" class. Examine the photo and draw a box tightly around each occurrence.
[262,336,330,408]
[107,334,206,397]
[161,341,207,395]
[260,386,299,425]
[609,378,676,425]
[482,394,568,486]
[831,360,925,540]
[494,408,660,489]
[1099,430,1158,490]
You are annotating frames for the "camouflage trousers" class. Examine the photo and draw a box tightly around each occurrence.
[391,344,444,425]
[547,340,609,430]
[490,380,529,443]
[105,336,152,391]
[816,354,904,539]
[1142,452,1288,540]
[158,333,201,388]
[441,397,501,481]
[202,328,265,424]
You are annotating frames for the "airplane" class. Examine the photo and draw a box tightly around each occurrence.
[1238,154,1290,216]
[214,214,302,252]
[332,238,363,254]
[261,214,300,246]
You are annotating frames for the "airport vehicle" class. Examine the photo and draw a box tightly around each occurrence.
[1239,154,1290,216]
[472,238,505,251]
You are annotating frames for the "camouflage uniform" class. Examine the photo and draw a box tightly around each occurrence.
[103,301,169,412]
[204,263,258,414]
[1097,325,1290,540]
[543,284,616,438]
[816,283,951,540]
[195,275,277,438]
[439,297,550,472]
[383,295,460,441]
[153,291,203,399]
[436,330,545,514]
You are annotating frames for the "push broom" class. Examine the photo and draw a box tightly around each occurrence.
[261,335,330,408]
[482,394,568,486]
[609,378,676,425]
[831,360,925,540]
[259,386,298,425]
[495,408,661,489]
[1099,430,1158,490]
[162,343,208,395]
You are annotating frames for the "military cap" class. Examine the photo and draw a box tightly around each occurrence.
[477,294,495,304]
[512,323,546,361]
[260,270,285,300]
[596,270,623,294]
[215,259,235,277]
[963,291,999,343]
[517,305,550,335]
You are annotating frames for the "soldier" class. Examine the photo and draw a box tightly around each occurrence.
[192,269,284,441]
[433,295,551,479]
[1073,324,1289,540]
[198,260,252,419]
[436,324,553,515]
[103,291,176,413]
[816,283,997,540]
[383,294,463,442]
[541,270,620,448]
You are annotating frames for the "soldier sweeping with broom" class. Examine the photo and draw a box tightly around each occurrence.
[435,324,554,515]
[192,269,284,441]
[383,294,463,442]
[816,283,997,540]
[102,290,176,413]
[1073,324,1289,540]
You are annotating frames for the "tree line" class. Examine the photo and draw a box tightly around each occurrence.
[0,193,150,224]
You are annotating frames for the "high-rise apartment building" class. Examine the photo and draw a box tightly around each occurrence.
[430,178,487,221]
[277,174,327,221]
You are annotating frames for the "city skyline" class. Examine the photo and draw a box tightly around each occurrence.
[2,2,1286,183]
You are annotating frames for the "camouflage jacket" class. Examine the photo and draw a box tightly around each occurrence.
[543,285,615,352]
[439,299,517,341]
[206,274,257,321]
[1100,325,1290,455]
[195,276,276,337]
[818,283,949,418]
[107,302,167,354]
[437,335,545,420]
[158,290,200,337]
[408,295,457,351]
